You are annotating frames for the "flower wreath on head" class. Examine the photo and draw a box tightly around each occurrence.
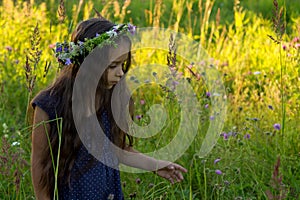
[54,23,136,68]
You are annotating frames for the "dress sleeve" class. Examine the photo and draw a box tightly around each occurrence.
[32,90,59,121]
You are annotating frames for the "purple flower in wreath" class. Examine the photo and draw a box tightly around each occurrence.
[128,23,136,35]
[78,40,84,45]
[65,58,72,65]
[64,46,69,52]
[56,46,62,53]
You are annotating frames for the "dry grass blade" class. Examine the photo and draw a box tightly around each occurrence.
[167,33,177,70]
[58,0,66,23]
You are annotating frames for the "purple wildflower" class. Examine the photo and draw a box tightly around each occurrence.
[172,81,179,86]
[140,99,145,105]
[65,58,72,65]
[96,33,100,37]
[282,44,287,50]
[273,123,281,130]
[223,133,228,140]
[136,115,143,120]
[135,178,141,184]
[268,105,274,110]
[215,170,222,175]
[56,46,62,53]
[205,104,209,108]
[214,158,221,164]
[244,134,250,139]
[210,116,215,120]
[206,92,211,97]
[128,23,136,35]
[5,46,12,51]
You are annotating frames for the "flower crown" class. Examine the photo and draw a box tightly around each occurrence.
[54,23,136,67]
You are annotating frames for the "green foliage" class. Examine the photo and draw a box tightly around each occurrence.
[0,0,299,199]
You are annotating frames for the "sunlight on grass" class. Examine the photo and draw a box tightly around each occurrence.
[0,0,299,199]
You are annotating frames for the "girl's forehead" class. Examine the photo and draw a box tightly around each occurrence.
[109,43,130,62]
[112,53,128,63]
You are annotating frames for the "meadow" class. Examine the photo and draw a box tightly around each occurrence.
[0,0,299,199]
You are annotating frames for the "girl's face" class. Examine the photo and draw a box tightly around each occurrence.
[106,42,130,89]
[106,53,127,89]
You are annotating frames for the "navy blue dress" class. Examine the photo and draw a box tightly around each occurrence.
[32,90,124,200]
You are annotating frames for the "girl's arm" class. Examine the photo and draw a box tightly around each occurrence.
[118,146,187,184]
[31,106,51,200]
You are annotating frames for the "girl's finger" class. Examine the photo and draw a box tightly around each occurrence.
[172,172,181,182]
[176,170,184,181]
[173,163,188,173]
[168,176,174,184]
[168,165,175,170]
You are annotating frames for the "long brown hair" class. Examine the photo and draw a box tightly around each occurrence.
[33,18,134,198]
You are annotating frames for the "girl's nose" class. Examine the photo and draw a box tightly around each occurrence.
[116,65,124,77]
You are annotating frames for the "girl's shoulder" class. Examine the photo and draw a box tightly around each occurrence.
[32,89,61,120]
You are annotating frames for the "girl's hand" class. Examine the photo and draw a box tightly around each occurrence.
[155,162,188,184]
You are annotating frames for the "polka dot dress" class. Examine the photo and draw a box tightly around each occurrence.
[32,91,124,200]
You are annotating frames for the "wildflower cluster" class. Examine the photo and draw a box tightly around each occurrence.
[54,23,136,68]
[282,36,300,64]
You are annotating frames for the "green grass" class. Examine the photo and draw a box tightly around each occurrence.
[0,0,300,199]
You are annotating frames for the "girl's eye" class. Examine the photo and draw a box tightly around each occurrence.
[109,64,117,68]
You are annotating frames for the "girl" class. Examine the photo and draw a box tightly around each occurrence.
[31,17,187,200]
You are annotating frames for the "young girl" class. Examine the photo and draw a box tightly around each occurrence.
[31,17,187,200]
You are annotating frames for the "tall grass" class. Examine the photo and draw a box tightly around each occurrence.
[0,0,299,199]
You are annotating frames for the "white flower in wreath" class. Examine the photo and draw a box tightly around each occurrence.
[106,29,118,37]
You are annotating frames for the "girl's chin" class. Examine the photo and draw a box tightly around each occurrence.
[106,85,113,89]
[106,83,116,89]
